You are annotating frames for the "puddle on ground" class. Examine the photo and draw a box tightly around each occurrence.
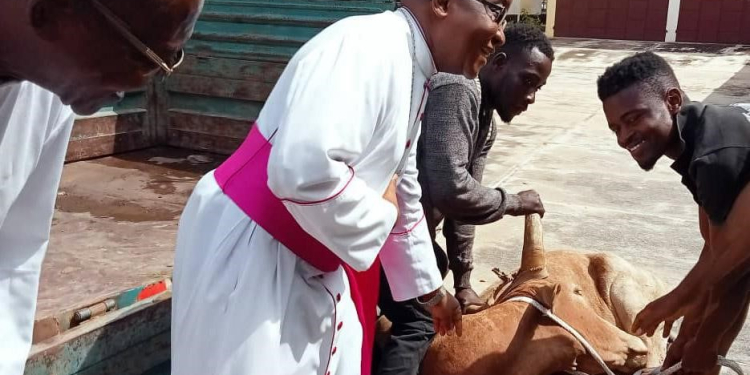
[55,192,180,222]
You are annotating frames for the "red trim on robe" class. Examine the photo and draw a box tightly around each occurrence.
[214,124,379,375]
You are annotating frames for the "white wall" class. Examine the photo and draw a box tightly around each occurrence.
[665,0,682,42]
[508,0,545,15]
[545,0,556,37]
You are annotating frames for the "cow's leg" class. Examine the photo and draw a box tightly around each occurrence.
[573,314,648,374]
[608,272,670,368]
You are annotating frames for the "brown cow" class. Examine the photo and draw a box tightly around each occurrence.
[418,214,671,375]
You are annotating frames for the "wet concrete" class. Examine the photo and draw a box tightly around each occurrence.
[37,147,224,318]
[437,38,750,372]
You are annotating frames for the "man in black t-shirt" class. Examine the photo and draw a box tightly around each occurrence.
[597,51,750,375]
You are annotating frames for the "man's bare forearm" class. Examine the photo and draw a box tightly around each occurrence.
[692,281,750,352]
[671,242,714,299]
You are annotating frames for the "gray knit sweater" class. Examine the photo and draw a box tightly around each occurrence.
[417,73,509,285]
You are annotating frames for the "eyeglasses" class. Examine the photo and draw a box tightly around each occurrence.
[473,0,508,27]
[90,0,184,78]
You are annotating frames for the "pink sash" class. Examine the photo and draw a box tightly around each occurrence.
[214,124,379,375]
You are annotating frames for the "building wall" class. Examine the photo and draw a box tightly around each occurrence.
[545,0,557,37]
[509,0,545,15]
[547,0,748,44]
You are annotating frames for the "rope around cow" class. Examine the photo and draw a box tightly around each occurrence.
[505,296,745,375]
[632,356,744,375]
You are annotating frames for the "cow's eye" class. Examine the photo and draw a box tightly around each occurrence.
[573,287,584,296]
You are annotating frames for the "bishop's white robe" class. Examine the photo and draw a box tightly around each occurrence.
[0,82,75,375]
[171,8,443,375]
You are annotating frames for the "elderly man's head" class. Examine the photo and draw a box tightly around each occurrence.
[401,0,511,79]
[0,0,204,114]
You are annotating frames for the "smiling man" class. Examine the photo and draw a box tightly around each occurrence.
[598,51,750,375]
[375,23,554,375]
[170,1,509,375]
[0,1,203,374]
[418,22,553,312]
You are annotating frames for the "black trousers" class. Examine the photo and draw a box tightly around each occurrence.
[374,242,449,375]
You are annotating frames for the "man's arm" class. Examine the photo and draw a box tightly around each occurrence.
[691,150,750,292]
[668,160,750,372]
[680,277,750,373]
[670,208,715,298]
[632,208,713,337]
[700,180,750,294]
[380,129,463,336]
[419,81,510,225]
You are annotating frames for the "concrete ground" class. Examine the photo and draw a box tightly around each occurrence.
[37,38,750,373]
[38,148,224,319]
[437,38,750,372]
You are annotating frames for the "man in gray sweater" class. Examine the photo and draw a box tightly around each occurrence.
[376,23,555,375]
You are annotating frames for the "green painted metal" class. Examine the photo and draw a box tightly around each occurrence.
[25,286,172,375]
[162,0,396,153]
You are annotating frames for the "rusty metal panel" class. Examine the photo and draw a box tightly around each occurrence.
[677,0,750,44]
[25,292,171,375]
[66,111,151,162]
[66,88,154,162]
[162,0,395,154]
[166,112,251,154]
[554,0,668,42]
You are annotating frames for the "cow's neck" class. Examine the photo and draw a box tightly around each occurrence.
[479,302,586,375]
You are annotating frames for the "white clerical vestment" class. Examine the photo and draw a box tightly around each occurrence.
[171,7,443,375]
[0,82,75,375]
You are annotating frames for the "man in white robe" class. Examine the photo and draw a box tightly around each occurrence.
[170,0,509,374]
[0,81,75,375]
[0,1,203,374]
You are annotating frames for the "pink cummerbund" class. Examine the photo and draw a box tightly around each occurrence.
[213,124,342,273]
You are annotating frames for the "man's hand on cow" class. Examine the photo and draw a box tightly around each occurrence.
[506,190,545,218]
[632,289,702,338]
[429,291,463,337]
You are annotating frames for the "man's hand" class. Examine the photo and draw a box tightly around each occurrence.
[425,290,463,337]
[632,289,702,338]
[383,175,399,217]
[506,190,545,218]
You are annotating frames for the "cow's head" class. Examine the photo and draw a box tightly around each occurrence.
[486,214,649,374]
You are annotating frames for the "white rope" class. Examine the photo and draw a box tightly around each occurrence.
[506,296,617,375]
[633,356,745,375]
[506,296,745,375]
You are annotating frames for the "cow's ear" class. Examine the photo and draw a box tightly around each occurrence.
[537,283,562,313]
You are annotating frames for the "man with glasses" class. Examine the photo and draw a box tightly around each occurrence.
[169,0,508,374]
[0,0,202,373]
[375,23,554,375]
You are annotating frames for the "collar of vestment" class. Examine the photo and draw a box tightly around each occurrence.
[398,7,437,79]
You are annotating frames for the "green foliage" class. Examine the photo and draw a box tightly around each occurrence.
[515,8,545,32]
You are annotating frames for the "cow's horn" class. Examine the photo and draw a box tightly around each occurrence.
[520,214,547,277]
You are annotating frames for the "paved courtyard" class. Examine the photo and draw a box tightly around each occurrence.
[439,38,750,372]
[39,38,750,374]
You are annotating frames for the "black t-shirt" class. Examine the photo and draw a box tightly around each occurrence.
[671,102,750,224]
